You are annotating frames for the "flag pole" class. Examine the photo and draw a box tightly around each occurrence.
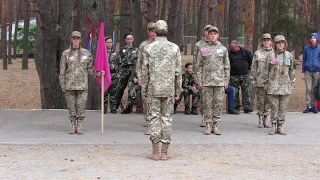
[101,74,104,135]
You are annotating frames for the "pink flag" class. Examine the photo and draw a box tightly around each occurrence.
[95,22,112,92]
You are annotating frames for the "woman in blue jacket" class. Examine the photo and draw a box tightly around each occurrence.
[302,33,320,113]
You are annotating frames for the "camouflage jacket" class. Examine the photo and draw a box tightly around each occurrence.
[250,47,274,87]
[194,41,230,87]
[108,49,120,79]
[264,51,296,95]
[59,48,95,90]
[141,37,182,97]
[182,71,198,91]
[119,45,138,70]
[136,40,153,81]
[193,38,209,73]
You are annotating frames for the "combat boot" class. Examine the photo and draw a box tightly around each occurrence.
[258,115,264,128]
[143,122,147,127]
[212,122,221,135]
[263,115,271,128]
[69,120,76,134]
[147,143,160,160]
[191,107,198,115]
[144,129,150,135]
[173,104,178,114]
[121,106,132,114]
[160,143,170,161]
[269,123,277,135]
[204,122,213,135]
[185,106,191,115]
[199,120,206,127]
[76,119,83,135]
[103,108,107,114]
[111,109,117,114]
[277,124,287,135]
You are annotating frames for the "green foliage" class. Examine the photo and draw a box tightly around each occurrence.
[14,22,36,56]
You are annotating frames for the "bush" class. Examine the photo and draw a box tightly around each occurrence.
[14,22,36,56]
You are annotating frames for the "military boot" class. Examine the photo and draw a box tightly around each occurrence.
[103,108,107,114]
[185,106,191,115]
[160,143,170,161]
[212,122,221,135]
[121,106,132,114]
[110,109,117,114]
[263,115,271,128]
[147,143,160,160]
[191,107,198,115]
[199,120,206,127]
[69,120,76,134]
[258,115,264,128]
[76,119,83,135]
[173,104,178,114]
[204,122,213,135]
[144,128,150,135]
[269,123,277,135]
[277,124,287,135]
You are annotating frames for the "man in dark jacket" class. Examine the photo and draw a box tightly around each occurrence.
[302,33,320,113]
[229,40,253,113]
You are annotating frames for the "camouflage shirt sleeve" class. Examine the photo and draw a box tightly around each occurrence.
[289,53,296,86]
[224,50,230,84]
[196,49,203,85]
[141,50,149,97]
[175,50,182,96]
[87,51,96,76]
[59,51,67,89]
[136,44,144,81]
[192,44,200,73]
[250,52,258,84]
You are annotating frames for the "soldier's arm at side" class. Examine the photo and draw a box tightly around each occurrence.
[175,48,182,96]
[196,48,204,87]
[192,44,200,73]
[247,49,254,70]
[141,50,149,97]
[262,57,270,88]
[250,53,258,85]
[289,54,296,87]
[59,52,67,91]
[136,43,144,81]
[87,52,96,76]
[223,50,230,86]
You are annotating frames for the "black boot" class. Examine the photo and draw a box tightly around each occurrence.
[121,106,132,114]
[103,108,107,114]
[111,109,117,114]
[191,107,198,115]
[185,106,191,115]
[173,104,178,114]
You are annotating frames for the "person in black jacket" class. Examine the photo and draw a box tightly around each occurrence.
[229,40,253,113]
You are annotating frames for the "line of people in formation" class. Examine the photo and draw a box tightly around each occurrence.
[59,19,318,161]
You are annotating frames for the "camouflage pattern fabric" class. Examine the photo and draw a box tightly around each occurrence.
[230,74,251,110]
[65,90,88,121]
[255,87,270,116]
[202,86,225,124]
[141,36,182,144]
[127,74,141,107]
[136,40,152,82]
[104,49,120,111]
[268,95,290,125]
[175,71,200,107]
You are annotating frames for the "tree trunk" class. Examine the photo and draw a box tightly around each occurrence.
[216,0,224,35]
[1,0,8,70]
[132,0,144,46]
[22,0,29,69]
[209,0,218,27]
[119,0,132,47]
[0,0,2,60]
[252,0,261,53]
[78,0,106,110]
[184,0,191,36]
[197,0,206,41]
[104,0,114,37]
[7,0,13,64]
[34,0,66,109]
[175,0,183,46]
[58,0,71,71]
[71,0,80,31]
[223,0,229,37]
[167,0,179,43]
[244,0,254,50]
[160,0,167,20]
[228,0,238,44]
[13,0,21,59]
[146,0,157,22]
[190,0,197,36]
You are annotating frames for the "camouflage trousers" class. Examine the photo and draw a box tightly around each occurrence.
[147,97,174,144]
[127,81,141,107]
[115,68,131,109]
[268,94,290,125]
[143,100,149,122]
[65,90,88,122]
[104,76,119,111]
[175,90,200,108]
[202,86,224,124]
[255,87,270,116]
[230,74,251,110]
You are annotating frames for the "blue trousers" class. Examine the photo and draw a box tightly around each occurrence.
[225,86,236,111]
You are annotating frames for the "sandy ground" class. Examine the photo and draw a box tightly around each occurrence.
[0,55,307,111]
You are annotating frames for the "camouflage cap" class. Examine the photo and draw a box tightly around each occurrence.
[207,26,219,33]
[274,35,286,43]
[204,24,213,31]
[71,31,81,38]
[147,22,156,30]
[261,33,271,40]
[155,20,168,34]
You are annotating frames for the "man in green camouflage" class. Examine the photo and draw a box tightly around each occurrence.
[115,33,138,113]
[174,62,200,115]
[141,20,182,161]
[104,36,120,114]
[194,26,230,135]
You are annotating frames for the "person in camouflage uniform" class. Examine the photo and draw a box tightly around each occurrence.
[104,36,120,114]
[193,24,213,127]
[135,22,157,135]
[115,33,138,113]
[121,69,141,114]
[141,20,182,161]
[250,33,273,128]
[194,26,230,135]
[174,62,200,115]
[59,31,102,135]
[264,35,295,135]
